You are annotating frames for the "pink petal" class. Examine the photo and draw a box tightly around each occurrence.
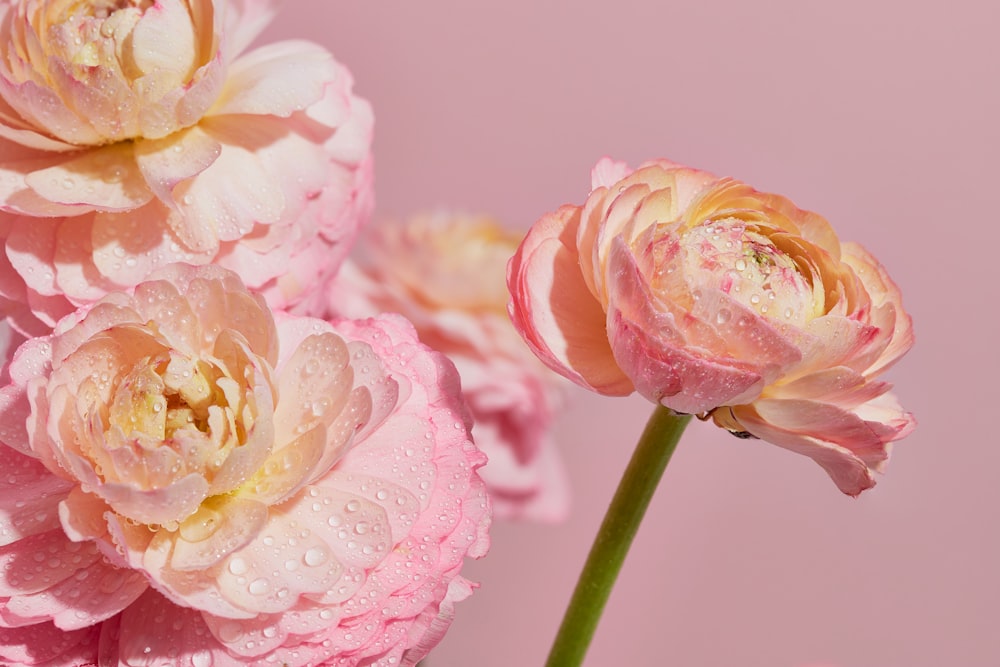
[688,289,804,377]
[134,127,222,208]
[170,117,296,250]
[211,40,336,118]
[87,472,209,527]
[0,140,92,216]
[767,366,891,408]
[606,238,765,413]
[2,557,147,630]
[5,216,59,296]
[221,0,281,62]
[0,97,79,153]
[752,397,897,466]
[91,203,216,288]
[733,404,877,496]
[129,280,201,354]
[0,530,101,597]
[590,156,632,189]
[53,214,119,303]
[24,144,152,211]
[168,496,269,572]
[100,589,236,667]
[0,77,103,145]
[0,622,98,666]
[841,241,914,377]
[209,486,391,615]
[271,329,353,445]
[507,205,633,395]
[0,447,73,547]
[129,0,199,82]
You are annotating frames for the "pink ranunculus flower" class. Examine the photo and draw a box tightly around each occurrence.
[508,158,915,495]
[0,0,374,335]
[328,212,571,523]
[0,264,490,666]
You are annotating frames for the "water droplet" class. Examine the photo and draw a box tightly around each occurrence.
[303,547,327,567]
[227,557,249,576]
[248,578,270,595]
[735,259,747,272]
[784,307,794,319]
[715,309,731,325]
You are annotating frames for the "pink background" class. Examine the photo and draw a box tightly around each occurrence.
[267,3,997,666]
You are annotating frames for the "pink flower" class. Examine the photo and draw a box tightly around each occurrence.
[508,158,915,495]
[0,0,374,334]
[0,264,490,666]
[328,213,570,522]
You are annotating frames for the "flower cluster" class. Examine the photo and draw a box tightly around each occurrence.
[0,1,492,665]
[508,158,914,495]
[0,0,918,663]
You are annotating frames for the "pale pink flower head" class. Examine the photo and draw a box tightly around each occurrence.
[0,0,374,334]
[0,264,490,666]
[508,158,915,495]
[329,212,571,523]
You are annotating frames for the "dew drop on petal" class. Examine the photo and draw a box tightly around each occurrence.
[227,557,249,576]
[248,578,270,595]
[303,547,327,567]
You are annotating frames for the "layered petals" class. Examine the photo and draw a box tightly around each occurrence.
[0,265,490,665]
[508,157,915,494]
[0,1,374,330]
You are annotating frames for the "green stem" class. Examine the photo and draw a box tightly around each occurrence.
[545,405,691,667]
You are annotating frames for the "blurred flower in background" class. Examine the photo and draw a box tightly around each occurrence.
[508,158,914,495]
[0,264,490,666]
[0,0,373,334]
[328,212,571,522]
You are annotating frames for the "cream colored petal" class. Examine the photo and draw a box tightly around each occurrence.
[134,128,222,208]
[169,496,269,571]
[129,0,198,87]
[211,40,335,118]
[25,144,152,211]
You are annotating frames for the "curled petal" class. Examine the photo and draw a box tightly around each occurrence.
[507,205,633,395]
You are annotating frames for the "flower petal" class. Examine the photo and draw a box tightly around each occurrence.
[507,205,633,395]
[134,127,222,208]
[211,40,336,118]
[24,144,152,212]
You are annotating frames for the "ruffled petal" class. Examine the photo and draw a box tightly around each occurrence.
[507,205,633,395]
